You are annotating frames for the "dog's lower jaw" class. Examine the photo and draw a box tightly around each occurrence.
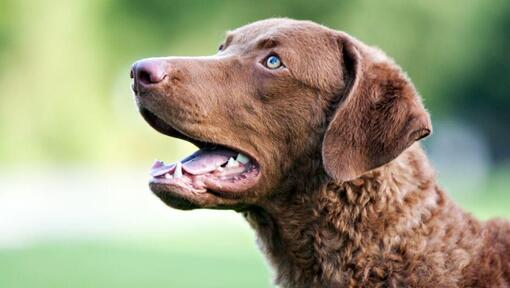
[244,144,508,288]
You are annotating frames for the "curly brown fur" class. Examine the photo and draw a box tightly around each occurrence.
[246,144,510,287]
[132,18,510,287]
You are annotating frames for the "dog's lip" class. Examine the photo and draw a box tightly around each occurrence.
[139,107,261,168]
[139,108,202,147]
[139,107,262,204]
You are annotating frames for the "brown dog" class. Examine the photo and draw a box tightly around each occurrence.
[131,18,510,287]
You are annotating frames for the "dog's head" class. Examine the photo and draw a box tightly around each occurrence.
[131,18,431,210]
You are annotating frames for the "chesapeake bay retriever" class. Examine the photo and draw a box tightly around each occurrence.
[131,18,510,287]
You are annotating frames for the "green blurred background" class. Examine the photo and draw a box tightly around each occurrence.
[0,0,509,287]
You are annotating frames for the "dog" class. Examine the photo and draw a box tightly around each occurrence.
[131,18,510,287]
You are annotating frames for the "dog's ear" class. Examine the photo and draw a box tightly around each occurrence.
[322,33,432,182]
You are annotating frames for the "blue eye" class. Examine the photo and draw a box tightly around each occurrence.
[265,55,282,69]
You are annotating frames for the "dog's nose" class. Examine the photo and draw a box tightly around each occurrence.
[131,59,167,87]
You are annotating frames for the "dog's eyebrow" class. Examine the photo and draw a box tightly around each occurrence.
[256,38,279,49]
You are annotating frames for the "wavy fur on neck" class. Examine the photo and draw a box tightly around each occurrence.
[245,145,509,287]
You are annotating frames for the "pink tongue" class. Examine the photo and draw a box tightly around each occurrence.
[182,149,235,175]
[151,161,176,177]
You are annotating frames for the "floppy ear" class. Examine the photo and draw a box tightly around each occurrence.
[322,34,432,182]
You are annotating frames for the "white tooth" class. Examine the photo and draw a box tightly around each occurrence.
[225,157,239,168]
[174,162,183,178]
[216,167,224,172]
[236,153,250,164]
[164,173,173,179]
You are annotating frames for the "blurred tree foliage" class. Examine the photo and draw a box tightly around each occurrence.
[448,5,510,161]
[0,0,12,56]
[0,0,508,165]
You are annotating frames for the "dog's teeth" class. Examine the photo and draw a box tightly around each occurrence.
[236,153,250,164]
[225,157,239,168]
[174,162,183,178]
[164,173,173,179]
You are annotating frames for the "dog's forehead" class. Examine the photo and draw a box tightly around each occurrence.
[230,18,331,46]
[224,18,343,93]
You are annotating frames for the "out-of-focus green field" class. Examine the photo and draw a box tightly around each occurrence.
[446,170,510,220]
[0,240,271,288]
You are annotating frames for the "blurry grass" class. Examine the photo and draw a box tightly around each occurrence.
[0,239,272,288]
[453,169,510,220]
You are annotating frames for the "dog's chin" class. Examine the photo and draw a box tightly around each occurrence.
[150,183,201,210]
[149,181,255,210]
[140,107,262,210]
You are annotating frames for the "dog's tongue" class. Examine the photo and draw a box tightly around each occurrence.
[151,148,237,176]
[151,161,175,177]
[182,148,237,175]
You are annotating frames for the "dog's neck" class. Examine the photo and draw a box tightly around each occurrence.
[244,144,452,287]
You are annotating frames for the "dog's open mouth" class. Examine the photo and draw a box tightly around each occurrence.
[140,108,260,201]
[150,147,259,194]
